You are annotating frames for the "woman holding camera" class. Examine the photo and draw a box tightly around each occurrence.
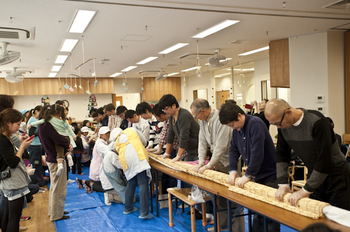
[0,108,33,232]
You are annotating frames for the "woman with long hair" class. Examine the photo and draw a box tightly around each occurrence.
[0,108,33,232]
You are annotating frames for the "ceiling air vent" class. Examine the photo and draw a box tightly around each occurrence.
[322,0,350,9]
[0,27,32,40]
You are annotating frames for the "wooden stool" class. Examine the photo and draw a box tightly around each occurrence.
[167,188,210,232]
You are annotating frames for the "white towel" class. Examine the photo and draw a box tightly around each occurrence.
[323,205,350,228]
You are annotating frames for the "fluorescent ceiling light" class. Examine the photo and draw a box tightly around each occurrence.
[121,66,137,72]
[60,39,79,52]
[136,57,158,65]
[159,43,189,54]
[49,73,57,77]
[181,66,201,72]
[167,72,179,77]
[69,10,97,33]
[234,68,255,71]
[51,65,62,72]
[110,72,122,77]
[192,20,240,39]
[55,55,69,64]
[239,46,269,56]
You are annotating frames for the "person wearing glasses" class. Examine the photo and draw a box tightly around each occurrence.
[265,99,350,210]
[191,99,245,232]
[219,102,279,232]
[159,94,199,162]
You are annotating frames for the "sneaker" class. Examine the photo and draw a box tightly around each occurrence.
[123,207,138,214]
[104,192,111,206]
[67,179,75,183]
[20,214,31,221]
[139,214,153,220]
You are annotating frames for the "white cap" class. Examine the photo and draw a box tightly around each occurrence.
[81,127,90,133]
[110,128,122,141]
[98,126,110,137]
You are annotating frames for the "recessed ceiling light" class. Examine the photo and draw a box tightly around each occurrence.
[136,57,158,65]
[110,72,122,77]
[55,55,69,64]
[181,66,201,72]
[49,73,57,77]
[192,20,240,39]
[167,72,179,77]
[121,66,137,72]
[69,10,97,33]
[51,65,62,72]
[159,43,189,54]
[238,46,269,56]
[60,39,79,52]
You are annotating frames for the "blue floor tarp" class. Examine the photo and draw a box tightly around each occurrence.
[54,167,297,232]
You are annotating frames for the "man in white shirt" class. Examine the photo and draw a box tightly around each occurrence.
[191,99,244,232]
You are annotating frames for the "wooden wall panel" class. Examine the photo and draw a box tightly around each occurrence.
[269,38,290,88]
[142,77,181,101]
[0,79,9,95]
[0,78,114,96]
[346,31,350,133]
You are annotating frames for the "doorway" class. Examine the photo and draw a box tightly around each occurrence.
[216,90,229,109]
[112,95,123,107]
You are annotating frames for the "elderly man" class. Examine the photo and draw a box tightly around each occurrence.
[219,102,279,232]
[191,99,244,232]
[265,99,350,210]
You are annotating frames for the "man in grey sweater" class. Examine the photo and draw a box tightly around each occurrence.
[191,99,244,232]
[265,99,350,210]
[159,94,199,162]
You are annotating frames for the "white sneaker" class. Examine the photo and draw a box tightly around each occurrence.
[67,179,75,183]
[56,163,63,176]
[67,153,74,167]
[104,192,111,205]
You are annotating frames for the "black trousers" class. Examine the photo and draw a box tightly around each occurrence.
[72,154,82,174]
[27,145,43,185]
[310,165,350,211]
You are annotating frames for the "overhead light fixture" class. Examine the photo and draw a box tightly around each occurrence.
[49,73,57,77]
[238,46,269,56]
[192,20,240,39]
[136,57,158,65]
[110,72,122,77]
[51,65,62,72]
[55,55,69,64]
[60,39,79,52]
[159,43,189,54]
[167,72,179,77]
[69,10,97,33]
[205,57,232,66]
[121,66,137,72]
[181,66,201,72]
[233,68,255,71]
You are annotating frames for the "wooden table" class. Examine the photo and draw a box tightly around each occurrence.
[150,160,350,232]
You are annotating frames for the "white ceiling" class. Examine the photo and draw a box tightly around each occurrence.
[1,0,350,79]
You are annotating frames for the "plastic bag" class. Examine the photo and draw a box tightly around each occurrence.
[189,185,205,203]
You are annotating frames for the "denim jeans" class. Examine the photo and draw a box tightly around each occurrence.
[124,170,149,216]
[27,145,43,185]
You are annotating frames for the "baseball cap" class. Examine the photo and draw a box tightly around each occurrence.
[81,127,90,133]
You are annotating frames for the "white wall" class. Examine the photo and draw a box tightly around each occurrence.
[289,31,345,135]
[13,94,113,121]
[289,32,329,112]
[180,71,212,110]
[233,71,254,107]
[114,93,141,111]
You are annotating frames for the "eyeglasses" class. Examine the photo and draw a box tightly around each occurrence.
[271,108,290,126]
[193,110,203,119]
[162,106,170,112]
